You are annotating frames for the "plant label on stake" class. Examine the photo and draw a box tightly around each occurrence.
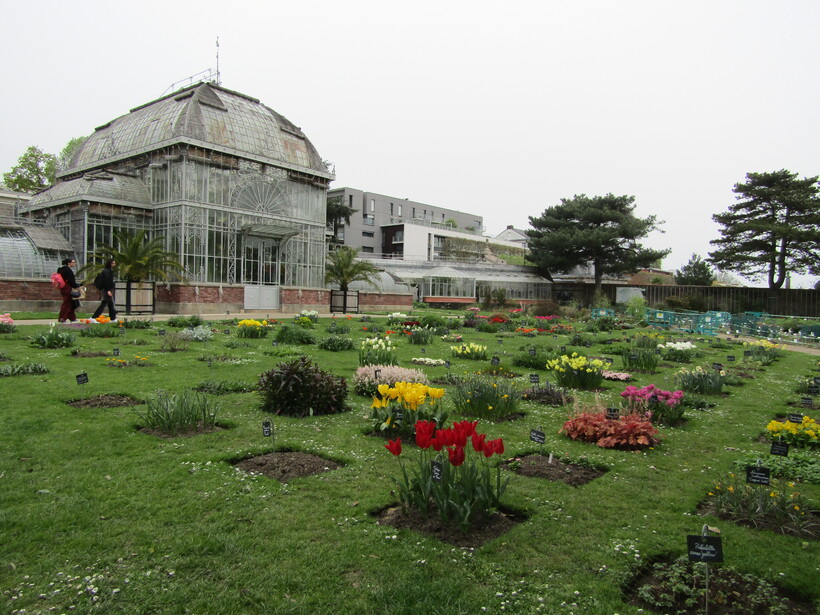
[788,413,804,423]
[158,329,166,336]
[113,348,120,356]
[529,348,537,356]
[800,397,813,408]
[529,374,540,385]
[431,458,443,482]
[445,360,450,369]
[491,356,500,366]
[224,329,230,335]
[76,372,88,400]
[529,427,545,445]
[770,440,789,457]
[262,419,273,438]
[606,407,620,420]
[746,462,771,486]
[688,524,723,615]
[727,355,736,362]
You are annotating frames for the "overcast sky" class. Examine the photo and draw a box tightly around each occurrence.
[2,0,818,287]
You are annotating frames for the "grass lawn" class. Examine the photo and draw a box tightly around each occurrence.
[0,313,818,614]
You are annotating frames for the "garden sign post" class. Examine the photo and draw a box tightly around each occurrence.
[686,524,723,615]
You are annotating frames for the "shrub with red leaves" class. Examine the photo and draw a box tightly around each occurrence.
[561,411,659,450]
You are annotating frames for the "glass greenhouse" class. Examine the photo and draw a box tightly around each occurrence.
[18,82,333,307]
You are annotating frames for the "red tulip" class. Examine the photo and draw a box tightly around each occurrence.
[493,438,505,456]
[447,445,465,467]
[415,420,436,449]
[471,432,486,453]
[384,438,402,456]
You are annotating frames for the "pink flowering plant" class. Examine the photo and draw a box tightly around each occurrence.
[0,313,15,333]
[385,419,509,533]
[602,370,632,382]
[620,384,685,425]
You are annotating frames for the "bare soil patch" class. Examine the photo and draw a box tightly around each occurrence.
[502,453,607,486]
[374,504,525,548]
[67,394,142,408]
[234,451,342,482]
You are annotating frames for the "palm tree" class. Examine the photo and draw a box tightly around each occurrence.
[80,229,186,314]
[325,247,381,313]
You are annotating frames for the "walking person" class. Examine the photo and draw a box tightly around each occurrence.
[91,259,118,322]
[57,258,81,323]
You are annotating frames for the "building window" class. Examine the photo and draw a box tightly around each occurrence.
[361,246,374,253]
[412,207,416,218]
[390,202,394,215]
[363,214,375,226]
[397,204,402,216]
[393,230,404,242]
[370,199,375,212]
[362,231,374,237]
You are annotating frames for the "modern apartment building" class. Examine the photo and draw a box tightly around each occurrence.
[326,187,551,304]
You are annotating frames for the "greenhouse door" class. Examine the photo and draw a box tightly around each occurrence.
[242,237,280,310]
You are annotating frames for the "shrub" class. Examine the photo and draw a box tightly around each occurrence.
[385,420,508,533]
[765,415,819,448]
[31,325,76,348]
[708,473,817,538]
[676,365,725,395]
[326,320,350,334]
[79,326,123,338]
[121,318,153,329]
[624,296,647,324]
[561,409,659,449]
[0,362,50,377]
[353,365,429,397]
[585,316,618,332]
[177,325,214,342]
[475,321,500,334]
[235,319,270,339]
[530,300,560,317]
[370,382,448,439]
[620,384,685,425]
[633,333,665,348]
[223,339,252,349]
[193,380,256,395]
[158,331,190,352]
[448,374,519,420]
[135,390,220,436]
[545,353,610,389]
[511,345,558,370]
[404,326,435,345]
[166,315,205,328]
[318,335,355,352]
[419,314,447,329]
[359,336,398,366]
[451,343,487,361]
[258,356,348,417]
[274,324,316,345]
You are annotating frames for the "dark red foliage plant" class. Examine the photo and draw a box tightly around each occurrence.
[561,411,660,450]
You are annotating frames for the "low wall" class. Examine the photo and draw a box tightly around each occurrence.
[0,279,412,315]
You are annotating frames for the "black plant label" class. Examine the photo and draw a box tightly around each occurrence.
[770,441,789,457]
[431,460,443,482]
[745,465,771,485]
[75,372,89,385]
[529,429,545,444]
[687,535,723,563]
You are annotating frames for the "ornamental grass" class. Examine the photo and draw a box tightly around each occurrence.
[135,390,220,436]
[447,373,519,420]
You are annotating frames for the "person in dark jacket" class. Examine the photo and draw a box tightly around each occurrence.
[57,258,81,323]
[91,258,118,322]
